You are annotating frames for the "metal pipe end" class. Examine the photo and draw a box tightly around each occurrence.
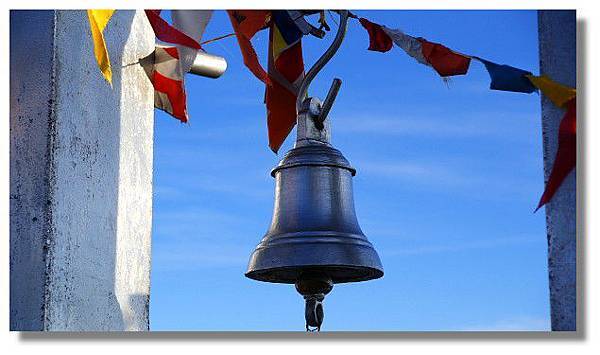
[189,51,227,78]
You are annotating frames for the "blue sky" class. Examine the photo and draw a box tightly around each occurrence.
[149,10,549,331]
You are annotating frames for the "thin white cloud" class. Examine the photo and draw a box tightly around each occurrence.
[332,110,539,140]
[336,116,493,138]
[359,160,475,186]
[355,158,542,200]
[152,206,265,236]
[380,235,540,257]
[154,176,272,201]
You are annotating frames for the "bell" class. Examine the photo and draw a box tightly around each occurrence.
[246,97,384,330]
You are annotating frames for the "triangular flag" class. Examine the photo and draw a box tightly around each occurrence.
[526,74,576,108]
[171,10,213,73]
[87,10,115,85]
[266,10,305,153]
[144,10,202,50]
[476,58,537,93]
[227,10,271,85]
[536,97,576,211]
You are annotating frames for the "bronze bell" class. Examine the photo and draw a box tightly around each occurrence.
[246,97,384,330]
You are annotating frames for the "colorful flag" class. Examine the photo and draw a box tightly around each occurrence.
[476,58,537,93]
[382,27,428,65]
[418,38,471,77]
[87,10,115,84]
[150,46,188,123]
[171,10,213,73]
[266,10,305,153]
[144,10,202,51]
[365,21,470,78]
[227,10,271,85]
[536,97,576,211]
[526,74,576,108]
[359,18,393,53]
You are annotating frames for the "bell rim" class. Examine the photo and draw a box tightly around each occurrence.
[245,264,384,284]
[247,232,383,285]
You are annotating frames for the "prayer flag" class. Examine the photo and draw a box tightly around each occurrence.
[87,10,115,84]
[536,97,576,211]
[144,10,202,51]
[418,38,471,77]
[359,18,393,53]
[382,27,428,65]
[227,10,271,85]
[150,46,189,123]
[171,10,213,73]
[477,58,537,93]
[526,75,576,108]
[266,10,305,153]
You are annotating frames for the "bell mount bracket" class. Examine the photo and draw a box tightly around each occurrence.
[295,10,349,133]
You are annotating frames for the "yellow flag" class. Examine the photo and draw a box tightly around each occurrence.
[87,10,115,85]
[526,74,576,108]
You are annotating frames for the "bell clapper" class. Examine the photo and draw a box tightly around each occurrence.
[304,294,324,332]
[295,273,333,332]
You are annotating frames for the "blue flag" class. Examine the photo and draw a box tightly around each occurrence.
[477,58,537,93]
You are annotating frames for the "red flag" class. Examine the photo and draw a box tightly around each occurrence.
[144,10,202,50]
[266,41,304,153]
[359,18,393,53]
[418,38,471,77]
[536,97,576,211]
[227,10,271,85]
[265,11,305,153]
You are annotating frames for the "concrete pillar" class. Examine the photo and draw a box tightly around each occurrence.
[10,10,155,331]
[537,10,577,331]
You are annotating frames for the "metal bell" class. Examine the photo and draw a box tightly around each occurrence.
[246,98,384,328]
[245,10,382,330]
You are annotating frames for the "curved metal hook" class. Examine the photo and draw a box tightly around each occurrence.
[295,10,349,113]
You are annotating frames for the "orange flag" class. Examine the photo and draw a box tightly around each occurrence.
[227,10,271,85]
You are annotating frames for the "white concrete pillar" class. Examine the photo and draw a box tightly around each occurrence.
[10,10,155,331]
[537,10,577,331]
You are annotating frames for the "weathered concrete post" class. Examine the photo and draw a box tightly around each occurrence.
[537,10,577,331]
[10,10,155,331]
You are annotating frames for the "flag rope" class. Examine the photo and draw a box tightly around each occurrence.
[200,33,236,45]
[135,9,576,209]
[349,13,576,211]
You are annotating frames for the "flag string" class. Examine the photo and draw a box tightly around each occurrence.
[200,33,236,45]
[351,13,576,211]
[91,9,574,210]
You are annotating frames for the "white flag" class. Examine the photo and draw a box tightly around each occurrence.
[171,10,213,73]
[382,27,428,66]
